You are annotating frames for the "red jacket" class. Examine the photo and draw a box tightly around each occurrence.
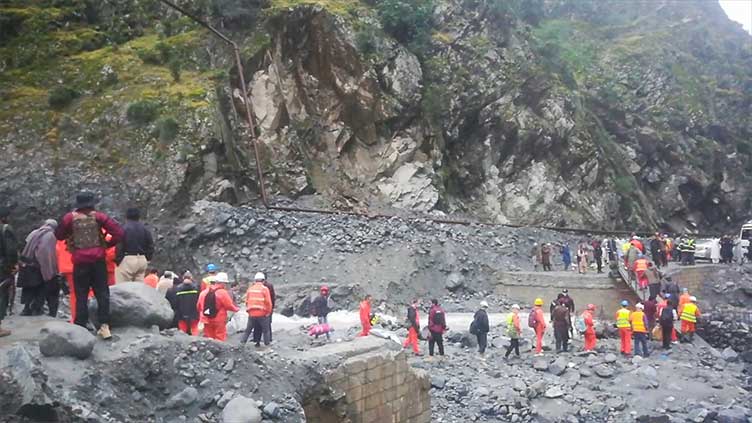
[197,285,239,324]
[359,300,371,326]
[55,209,124,265]
[56,240,74,274]
[630,239,645,253]
[428,305,446,334]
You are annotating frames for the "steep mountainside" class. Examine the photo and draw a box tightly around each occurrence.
[1,0,750,235]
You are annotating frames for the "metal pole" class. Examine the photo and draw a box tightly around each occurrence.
[159,0,268,207]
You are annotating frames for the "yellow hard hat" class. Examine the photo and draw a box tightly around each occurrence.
[534,298,543,306]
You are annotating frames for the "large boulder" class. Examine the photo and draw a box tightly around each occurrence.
[89,283,174,329]
[38,322,95,359]
[0,345,57,421]
[222,396,262,423]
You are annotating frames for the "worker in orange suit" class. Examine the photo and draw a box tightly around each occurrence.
[403,299,421,355]
[632,254,650,291]
[582,304,597,352]
[615,300,632,356]
[196,272,238,342]
[55,240,75,322]
[532,298,547,356]
[359,294,372,337]
[678,296,701,343]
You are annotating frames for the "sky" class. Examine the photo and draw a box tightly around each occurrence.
[718,0,752,34]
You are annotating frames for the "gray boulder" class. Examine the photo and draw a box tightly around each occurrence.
[721,347,739,362]
[594,365,614,378]
[445,273,464,291]
[222,396,262,423]
[549,357,567,376]
[0,345,57,420]
[89,283,174,329]
[262,402,282,419]
[38,322,95,359]
[165,387,198,409]
[717,407,749,423]
[532,358,549,371]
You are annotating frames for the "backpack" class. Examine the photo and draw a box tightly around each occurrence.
[528,310,538,328]
[70,212,104,251]
[433,310,445,327]
[575,316,587,333]
[659,307,673,324]
[203,289,218,318]
[469,320,478,335]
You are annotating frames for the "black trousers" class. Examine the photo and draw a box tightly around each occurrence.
[505,338,520,357]
[648,283,661,299]
[594,255,602,272]
[21,279,60,316]
[554,326,569,352]
[429,331,444,356]
[73,260,109,327]
[661,324,672,349]
[241,315,271,346]
[477,332,488,353]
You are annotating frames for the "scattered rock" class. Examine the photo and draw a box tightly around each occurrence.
[533,358,549,371]
[544,387,564,398]
[262,402,281,419]
[221,396,262,423]
[548,357,567,376]
[38,322,95,360]
[431,376,446,390]
[721,347,739,362]
[594,365,614,378]
[717,407,750,423]
[89,283,174,329]
[445,273,464,291]
[165,387,198,409]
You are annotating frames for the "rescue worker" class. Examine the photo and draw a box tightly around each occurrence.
[678,288,691,310]
[632,253,650,291]
[532,298,546,356]
[359,294,372,337]
[103,231,117,286]
[643,295,658,334]
[678,296,700,343]
[658,298,678,350]
[504,304,522,359]
[175,272,199,335]
[473,301,490,357]
[615,300,632,356]
[55,239,75,322]
[427,298,447,357]
[241,272,273,347]
[403,298,421,355]
[552,298,571,353]
[657,294,679,344]
[196,272,238,342]
[631,303,649,357]
[201,263,218,292]
[664,235,673,262]
[582,304,597,352]
[55,192,124,339]
[311,285,333,341]
[630,235,645,254]
[144,268,159,288]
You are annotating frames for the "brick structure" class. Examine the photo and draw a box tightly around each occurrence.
[305,349,431,423]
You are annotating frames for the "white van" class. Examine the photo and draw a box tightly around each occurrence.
[741,221,752,261]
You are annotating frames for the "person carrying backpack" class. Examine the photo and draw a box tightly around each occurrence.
[530,298,547,356]
[54,193,123,340]
[427,299,447,358]
[504,304,522,359]
[473,301,490,357]
[196,272,238,341]
[658,300,677,350]
[0,207,19,337]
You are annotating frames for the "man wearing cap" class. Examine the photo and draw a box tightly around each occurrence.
[0,207,18,337]
[505,304,522,359]
[115,208,154,283]
[473,301,490,357]
[201,264,218,292]
[581,304,597,351]
[615,300,632,356]
[196,272,238,341]
[55,192,124,340]
[532,298,547,356]
[678,296,701,343]
[241,272,273,347]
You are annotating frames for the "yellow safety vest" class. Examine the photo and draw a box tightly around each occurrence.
[630,311,647,333]
[680,303,698,323]
[616,308,631,328]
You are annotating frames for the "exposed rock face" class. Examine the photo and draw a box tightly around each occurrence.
[0,0,750,238]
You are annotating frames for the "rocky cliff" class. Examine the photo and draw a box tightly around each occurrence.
[1,0,750,235]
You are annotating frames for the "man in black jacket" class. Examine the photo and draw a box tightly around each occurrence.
[173,272,199,335]
[473,301,490,357]
[311,286,332,340]
[115,208,154,283]
[0,207,18,337]
[263,275,276,342]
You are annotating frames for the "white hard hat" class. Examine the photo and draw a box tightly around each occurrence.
[689,296,697,302]
[480,301,489,309]
[254,272,266,281]
[511,304,520,310]
[636,303,644,310]
[213,272,229,283]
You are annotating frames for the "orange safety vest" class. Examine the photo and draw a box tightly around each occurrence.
[246,283,270,316]
[680,303,698,323]
[679,293,691,308]
[634,259,648,272]
[630,311,647,333]
[616,308,631,328]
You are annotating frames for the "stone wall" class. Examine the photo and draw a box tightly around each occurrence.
[665,265,722,294]
[305,350,431,423]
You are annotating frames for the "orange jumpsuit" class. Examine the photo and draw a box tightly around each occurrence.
[359,300,372,337]
[403,306,420,353]
[196,285,239,341]
[582,310,596,351]
[56,241,75,322]
[534,307,546,354]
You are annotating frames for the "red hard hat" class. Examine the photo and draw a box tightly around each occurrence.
[320,285,329,293]
[587,304,596,310]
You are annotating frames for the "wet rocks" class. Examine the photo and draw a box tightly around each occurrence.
[221,396,262,423]
[89,283,174,329]
[38,321,95,360]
